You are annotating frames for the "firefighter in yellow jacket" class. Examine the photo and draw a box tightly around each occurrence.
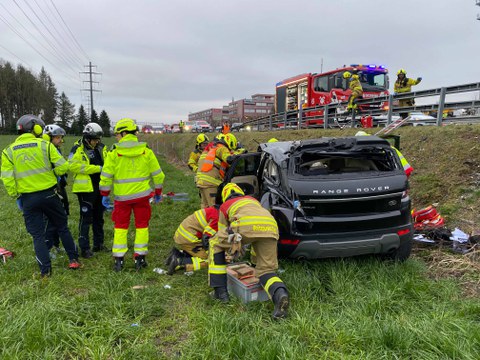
[1,114,80,277]
[100,118,165,271]
[196,133,237,208]
[394,69,422,118]
[208,183,289,319]
[343,71,363,112]
[187,133,209,173]
[166,205,219,275]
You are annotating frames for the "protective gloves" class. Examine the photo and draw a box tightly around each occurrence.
[153,194,163,204]
[16,198,23,212]
[102,196,113,211]
[201,234,210,250]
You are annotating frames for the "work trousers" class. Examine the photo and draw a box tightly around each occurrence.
[77,191,105,251]
[111,197,151,257]
[208,234,287,299]
[45,185,69,250]
[198,187,217,208]
[21,187,78,274]
[179,242,208,272]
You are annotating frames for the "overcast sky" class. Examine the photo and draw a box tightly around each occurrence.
[0,0,479,125]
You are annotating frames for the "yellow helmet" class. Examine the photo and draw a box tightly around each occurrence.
[224,133,238,150]
[196,133,209,146]
[221,183,245,203]
[397,69,406,75]
[355,131,370,136]
[267,138,278,143]
[343,71,352,79]
[215,133,225,141]
[114,118,138,134]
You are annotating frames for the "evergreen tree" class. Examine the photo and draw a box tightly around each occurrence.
[57,92,75,131]
[38,67,58,124]
[71,105,88,135]
[98,110,111,137]
[90,109,99,124]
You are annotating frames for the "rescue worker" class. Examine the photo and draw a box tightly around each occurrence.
[208,183,289,319]
[69,123,108,258]
[221,122,230,135]
[166,205,219,275]
[343,71,363,113]
[1,115,80,277]
[196,133,237,208]
[394,69,422,119]
[187,133,210,173]
[100,118,165,272]
[179,120,185,133]
[355,131,413,177]
[42,124,69,253]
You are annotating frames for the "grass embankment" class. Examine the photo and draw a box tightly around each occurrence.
[0,131,478,359]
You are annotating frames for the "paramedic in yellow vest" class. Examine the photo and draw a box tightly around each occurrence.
[187,133,209,173]
[179,120,185,133]
[196,133,237,208]
[69,123,109,258]
[1,114,80,277]
[355,131,413,177]
[208,183,289,320]
[343,71,363,112]
[166,205,219,275]
[394,69,422,119]
[100,118,165,272]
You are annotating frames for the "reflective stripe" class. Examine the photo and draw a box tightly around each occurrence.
[151,168,163,176]
[74,179,89,184]
[40,141,49,168]
[228,199,261,217]
[176,225,199,243]
[1,170,13,177]
[99,185,111,191]
[204,226,216,237]
[264,276,283,293]
[208,265,226,274]
[102,172,113,178]
[196,173,222,186]
[195,210,208,228]
[192,257,201,271]
[134,250,148,255]
[114,176,150,184]
[114,189,152,201]
[112,244,127,249]
[231,216,277,227]
[154,184,163,189]
[53,157,66,167]
[218,222,227,231]
[134,243,148,248]
[117,141,146,148]
[80,164,86,173]
[15,167,51,179]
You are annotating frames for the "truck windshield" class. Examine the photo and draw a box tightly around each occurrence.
[358,71,387,91]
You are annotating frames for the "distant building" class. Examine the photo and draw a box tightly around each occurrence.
[225,94,274,123]
[188,108,227,127]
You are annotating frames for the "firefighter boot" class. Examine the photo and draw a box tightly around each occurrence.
[167,251,185,275]
[165,247,182,266]
[134,253,148,271]
[210,286,230,303]
[272,288,289,320]
[114,257,124,272]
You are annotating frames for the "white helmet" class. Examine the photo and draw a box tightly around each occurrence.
[43,124,66,137]
[83,122,103,139]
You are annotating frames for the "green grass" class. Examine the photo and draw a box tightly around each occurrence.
[0,133,479,359]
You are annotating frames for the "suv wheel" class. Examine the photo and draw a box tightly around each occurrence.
[382,237,412,262]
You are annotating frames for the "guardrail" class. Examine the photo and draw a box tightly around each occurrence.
[233,82,480,131]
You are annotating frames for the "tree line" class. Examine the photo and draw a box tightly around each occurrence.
[0,60,111,136]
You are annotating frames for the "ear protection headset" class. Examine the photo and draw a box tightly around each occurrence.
[33,123,43,136]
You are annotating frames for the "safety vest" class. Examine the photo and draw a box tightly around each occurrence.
[69,140,107,193]
[99,134,165,201]
[174,206,219,245]
[393,147,413,177]
[197,144,230,187]
[1,133,68,197]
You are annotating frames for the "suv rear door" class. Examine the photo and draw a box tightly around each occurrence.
[222,153,262,198]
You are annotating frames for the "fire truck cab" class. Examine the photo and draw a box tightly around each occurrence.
[275,64,390,127]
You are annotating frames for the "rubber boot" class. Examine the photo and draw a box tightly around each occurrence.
[272,288,289,320]
[210,286,230,303]
[134,254,148,271]
[114,257,124,272]
[167,251,185,275]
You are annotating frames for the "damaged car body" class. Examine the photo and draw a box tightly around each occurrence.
[219,136,413,261]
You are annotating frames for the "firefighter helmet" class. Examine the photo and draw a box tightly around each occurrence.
[268,138,278,143]
[196,133,209,146]
[221,183,245,203]
[114,118,138,134]
[44,124,66,137]
[397,69,407,75]
[355,131,370,136]
[83,122,103,139]
[16,114,45,136]
[215,133,225,141]
[224,133,238,150]
[343,71,352,79]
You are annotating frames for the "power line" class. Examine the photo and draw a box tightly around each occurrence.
[0,42,33,68]
[49,0,90,62]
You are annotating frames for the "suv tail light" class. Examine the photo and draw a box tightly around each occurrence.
[279,239,300,245]
[397,228,410,236]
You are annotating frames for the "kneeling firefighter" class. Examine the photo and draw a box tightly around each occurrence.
[166,205,219,275]
[208,183,289,319]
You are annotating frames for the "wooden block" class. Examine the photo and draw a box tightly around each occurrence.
[236,267,254,277]
[241,276,259,286]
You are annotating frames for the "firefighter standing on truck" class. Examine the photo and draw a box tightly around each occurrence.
[343,71,363,113]
[166,205,219,275]
[208,183,289,320]
[187,134,209,173]
[1,115,80,277]
[69,123,108,258]
[394,69,422,119]
[196,133,237,208]
[100,118,165,272]
[42,124,69,253]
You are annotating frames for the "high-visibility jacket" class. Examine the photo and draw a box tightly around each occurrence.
[349,75,363,97]
[99,134,165,201]
[69,139,108,193]
[174,206,219,246]
[393,147,413,177]
[187,148,202,173]
[394,77,421,93]
[222,123,230,134]
[1,133,69,197]
[218,195,279,240]
[196,144,230,188]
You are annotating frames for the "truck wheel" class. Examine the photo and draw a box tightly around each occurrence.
[383,237,412,262]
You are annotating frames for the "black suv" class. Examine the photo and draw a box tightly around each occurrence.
[220,136,413,261]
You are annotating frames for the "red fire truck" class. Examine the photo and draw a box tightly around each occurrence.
[275,64,390,127]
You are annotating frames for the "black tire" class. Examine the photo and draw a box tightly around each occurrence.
[383,237,412,262]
